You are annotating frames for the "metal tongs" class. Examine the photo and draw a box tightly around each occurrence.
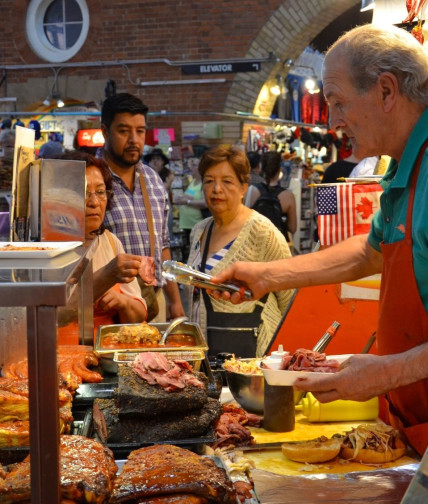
[162,260,252,300]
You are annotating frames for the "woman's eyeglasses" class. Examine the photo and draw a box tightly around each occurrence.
[85,189,113,201]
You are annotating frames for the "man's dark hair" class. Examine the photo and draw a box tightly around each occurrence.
[101,93,149,128]
[246,151,261,171]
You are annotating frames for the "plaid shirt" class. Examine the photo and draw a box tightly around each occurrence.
[103,161,170,286]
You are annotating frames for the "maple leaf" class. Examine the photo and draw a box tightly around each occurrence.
[356,197,374,219]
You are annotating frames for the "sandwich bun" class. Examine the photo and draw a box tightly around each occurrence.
[281,436,342,463]
[340,423,406,463]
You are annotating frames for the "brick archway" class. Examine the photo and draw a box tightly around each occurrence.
[224,0,359,116]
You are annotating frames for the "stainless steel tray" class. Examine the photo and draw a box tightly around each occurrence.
[94,321,208,373]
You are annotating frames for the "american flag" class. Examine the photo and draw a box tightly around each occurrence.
[317,184,354,246]
[317,183,382,246]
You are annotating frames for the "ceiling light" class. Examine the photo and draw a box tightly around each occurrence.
[43,97,50,106]
[305,77,320,94]
[360,0,375,12]
[56,98,65,108]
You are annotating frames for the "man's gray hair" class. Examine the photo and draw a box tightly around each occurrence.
[326,24,428,106]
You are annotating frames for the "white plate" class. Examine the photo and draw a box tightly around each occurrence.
[262,354,352,386]
[0,241,83,258]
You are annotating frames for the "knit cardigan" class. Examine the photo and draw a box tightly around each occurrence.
[185,210,295,357]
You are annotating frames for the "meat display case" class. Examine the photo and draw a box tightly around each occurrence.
[0,242,95,503]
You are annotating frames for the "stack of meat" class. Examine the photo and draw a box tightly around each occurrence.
[93,352,221,444]
[110,444,237,503]
[0,377,73,448]
[0,435,117,503]
[0,345,102,448]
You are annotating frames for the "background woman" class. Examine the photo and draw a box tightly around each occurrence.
[174,157,208,260]
[245,151,297,240]
[185,146,295,358]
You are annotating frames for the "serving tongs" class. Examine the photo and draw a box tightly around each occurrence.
[162,260,252,300]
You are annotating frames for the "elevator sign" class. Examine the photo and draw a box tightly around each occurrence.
[181,61,261,75]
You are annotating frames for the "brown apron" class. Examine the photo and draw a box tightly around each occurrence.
[377,140,428,456]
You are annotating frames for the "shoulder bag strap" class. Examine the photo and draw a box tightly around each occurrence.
[139,173,155,258]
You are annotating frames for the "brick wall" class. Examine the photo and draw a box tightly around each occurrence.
[1,0,358,143]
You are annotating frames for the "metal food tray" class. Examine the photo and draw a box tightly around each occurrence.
[114,348,205,364]
[94,321,208,373]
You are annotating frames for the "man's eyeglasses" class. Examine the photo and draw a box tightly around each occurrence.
[85,189,113,201]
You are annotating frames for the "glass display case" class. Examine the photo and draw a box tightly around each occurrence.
[0,242,94,503]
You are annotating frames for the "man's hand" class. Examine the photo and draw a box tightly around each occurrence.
[208,261,271,303]
[293,354,399,403]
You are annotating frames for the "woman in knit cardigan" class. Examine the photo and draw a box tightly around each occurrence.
[185,146,295,358]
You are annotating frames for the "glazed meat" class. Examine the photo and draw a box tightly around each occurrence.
[110,444,236,503]
[0,377,72,407]
[137,496,208,503]
[139,256,157,287]
[2,346,102,392]
[0,421,29,448]
[0,435,117,503]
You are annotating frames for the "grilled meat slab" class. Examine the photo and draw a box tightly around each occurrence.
[93,397,221,444]
[0,435,117,503]
[116,365,208,418]
[110,444,236,503]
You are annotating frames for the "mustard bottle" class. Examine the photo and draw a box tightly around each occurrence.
[301,392,379,422]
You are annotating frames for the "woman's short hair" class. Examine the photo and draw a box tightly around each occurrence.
[198,146,250,184]
[261,151,282,185]
[326,24,428,106]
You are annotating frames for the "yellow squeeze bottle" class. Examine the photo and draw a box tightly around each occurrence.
[301,392,379,422]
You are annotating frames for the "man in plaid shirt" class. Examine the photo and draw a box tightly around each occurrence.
[101,93,184,321]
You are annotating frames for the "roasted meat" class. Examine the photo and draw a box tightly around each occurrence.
[93,397,221,444]
[0,421,29,448]
[0,378,72,407]
[110,444,236,503]
[0,435,117,503]
[105,323,161,346]
[132,352,204,392]
[137,496,209,503]
[2,346,102,392]
[116,364,208,418]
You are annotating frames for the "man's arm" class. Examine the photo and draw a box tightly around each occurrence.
[294,342,428,403]
[161,247,185,319]
[210,234,383,302]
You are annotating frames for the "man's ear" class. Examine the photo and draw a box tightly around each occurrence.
[378,72,399,113]
[101,124,108,143]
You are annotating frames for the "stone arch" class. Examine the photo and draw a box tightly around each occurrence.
[224,0,359,117]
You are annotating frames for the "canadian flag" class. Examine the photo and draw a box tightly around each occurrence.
[317,183,383,246]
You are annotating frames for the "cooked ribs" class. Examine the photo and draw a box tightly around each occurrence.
[0,377,72,407]
[110,444,236,503]
[0,435,117,503]
[0,421,29,448]
[93,397,221,444]
[116,364,208,418]
[137,496,209,503]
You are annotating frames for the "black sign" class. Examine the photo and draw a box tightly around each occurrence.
[181,61,261,75]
